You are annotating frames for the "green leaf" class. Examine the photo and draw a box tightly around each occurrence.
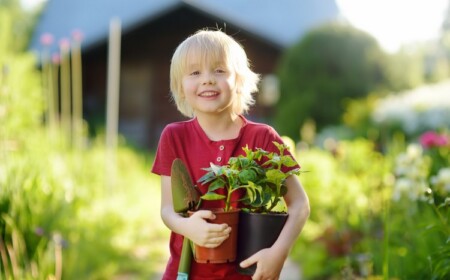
[281,155,297,167]
[208,179,226,192]
[214,165,227,176]
[197,171,216,184]
[272,141,285,154]
[266,169,285,185]
[238,158,251,168]
[238,169,258,184]
[200,192,226,201]
[262,189,272,205]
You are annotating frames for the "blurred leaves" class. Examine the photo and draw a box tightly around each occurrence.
[1,126,167,279]
[1,2,167,279]
[276,22,390,140]
[292,134,449,279]
[1,1,43,143]
[275,19,450,143]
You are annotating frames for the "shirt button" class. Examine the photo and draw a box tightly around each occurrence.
[216,157,222,162]
[219,145,225,151]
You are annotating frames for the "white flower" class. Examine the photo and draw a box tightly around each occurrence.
[392,144,432,202]
[394,144,429,179]
[406,144,423,159]
[392,178,412,201]
[430,168,450,196]
[372,80,450,135]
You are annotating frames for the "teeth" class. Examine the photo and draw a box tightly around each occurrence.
[199,91,218,97]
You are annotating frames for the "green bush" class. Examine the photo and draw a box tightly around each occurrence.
[276,22,390,140]
[291,135,449,279]
[291,139,390,278]
[0,130,168,279]
[1,3,168,278]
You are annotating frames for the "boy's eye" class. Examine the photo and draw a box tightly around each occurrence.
[190,71,200,76]
[215,68,226,73]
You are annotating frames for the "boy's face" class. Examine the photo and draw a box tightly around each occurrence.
[181,55,238,117]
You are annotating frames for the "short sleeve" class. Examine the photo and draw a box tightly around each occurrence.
[151,126,176,176]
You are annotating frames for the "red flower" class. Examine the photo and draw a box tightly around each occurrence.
[419,131,449,149]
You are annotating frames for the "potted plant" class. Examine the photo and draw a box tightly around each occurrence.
[198,141,301,273]
[190,159,247,264]
[187,206,240,264]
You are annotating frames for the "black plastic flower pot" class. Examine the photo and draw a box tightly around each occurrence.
[236,211,288,275]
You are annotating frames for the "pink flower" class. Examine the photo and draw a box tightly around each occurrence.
[52,53,60,64]
[59,38,71,51]
[71,29,84,42]
[34,227,45,236]
[40,33,54,46]
[419,131,449,149]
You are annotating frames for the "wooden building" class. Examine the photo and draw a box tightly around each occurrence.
[30,0,340,148]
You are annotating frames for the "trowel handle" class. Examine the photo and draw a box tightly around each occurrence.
[176,236,192,280]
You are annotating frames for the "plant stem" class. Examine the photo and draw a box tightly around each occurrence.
[71,39,83,150]
[0,237,11,279]
[225,184,234,212]
[431,202,449,235]
[382,192,390,280]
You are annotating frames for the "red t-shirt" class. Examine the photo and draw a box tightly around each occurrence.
[151,116,299,280]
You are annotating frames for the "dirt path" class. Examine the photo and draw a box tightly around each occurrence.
[280,258,302,280]
[150,258,301,279]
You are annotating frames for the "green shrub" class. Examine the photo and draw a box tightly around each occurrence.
[291,135,449,279]
[291,139,390,278]
[1,131,168,279]
[1,2,168,278]
[276,22,390,140]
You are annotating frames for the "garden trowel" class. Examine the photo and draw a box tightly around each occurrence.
[171,158,201,280]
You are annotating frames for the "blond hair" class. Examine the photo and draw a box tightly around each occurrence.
[170,29,260,117]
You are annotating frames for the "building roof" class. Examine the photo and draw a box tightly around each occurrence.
[30,0,340,53]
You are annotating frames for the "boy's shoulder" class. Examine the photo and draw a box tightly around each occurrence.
[164,119,195,131]
[244,118,276,133]
[159,119,196,140]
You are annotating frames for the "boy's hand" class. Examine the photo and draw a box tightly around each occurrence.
[239,248,285,280]
[185,210,231,248]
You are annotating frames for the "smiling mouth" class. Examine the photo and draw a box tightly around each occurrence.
[199,91,219,97]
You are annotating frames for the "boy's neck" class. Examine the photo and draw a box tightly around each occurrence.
[196,113,243,141]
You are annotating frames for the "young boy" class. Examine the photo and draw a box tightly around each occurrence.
[152,29,310,280]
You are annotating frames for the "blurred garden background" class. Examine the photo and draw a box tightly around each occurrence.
[1,0,449,279]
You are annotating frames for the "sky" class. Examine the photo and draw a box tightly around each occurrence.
[336,0,449,52]
[21,0,449,53]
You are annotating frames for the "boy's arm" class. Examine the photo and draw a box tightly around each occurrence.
[240,175,310,279]
[160,175,232,248]
[273,174,310,256]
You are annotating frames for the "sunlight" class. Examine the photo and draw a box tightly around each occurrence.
[20,0,46,10]
[337,0,449,52]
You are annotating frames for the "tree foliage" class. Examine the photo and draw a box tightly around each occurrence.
[0,0,43,139]
[275,22,390,140]
[441,0,450,53]
[0,0,37,52]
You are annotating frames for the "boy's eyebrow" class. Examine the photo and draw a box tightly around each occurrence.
[186,64,196,67]
[185,61,228,70]
[184,63,200,71]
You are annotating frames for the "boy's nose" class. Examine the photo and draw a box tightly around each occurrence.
[202,74,216,85]
[203,80,216,85]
